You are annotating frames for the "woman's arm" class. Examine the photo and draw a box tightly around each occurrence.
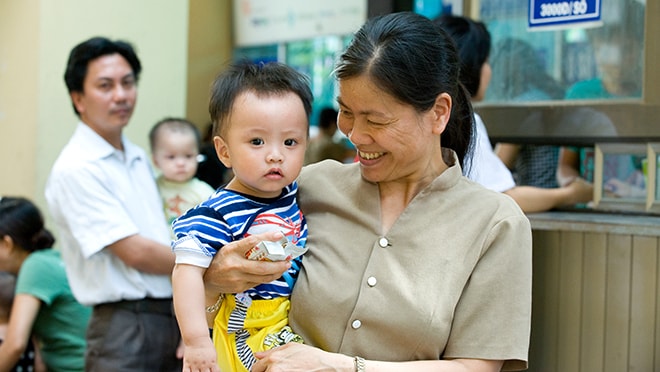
[556,147,581,187]
[0,294,41,370]
[203,230,291,295]
[494,143,520,170]
[504,178,593,213]
[252,343,504,372]
[33,336,47,372]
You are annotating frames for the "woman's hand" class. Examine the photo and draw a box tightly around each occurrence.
[252,343,506,372]
[565,176,594,205]
[203,231,292,294]
[252,343,354,372]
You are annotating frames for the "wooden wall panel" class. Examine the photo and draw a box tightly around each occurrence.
[529,230,560,372]
[557,231,583,371]
[580,232,607,372]
[603,235,631,372]
[529,229,660,372]
[628,236,657,372]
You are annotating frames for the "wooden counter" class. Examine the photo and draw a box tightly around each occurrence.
[526,212,660,372]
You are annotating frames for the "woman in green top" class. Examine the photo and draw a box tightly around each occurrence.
[0,196,91,371]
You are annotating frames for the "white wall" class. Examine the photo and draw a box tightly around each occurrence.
[0,0,190,217]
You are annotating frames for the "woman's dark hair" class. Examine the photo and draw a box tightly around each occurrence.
[64,36,142,116]
[209,61,313,138]
[433,14,491,99]
[0,197,54,252]
[335,11,474,171]
[0,272,17,317]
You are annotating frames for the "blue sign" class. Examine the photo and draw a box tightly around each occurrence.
[529,0,601,30]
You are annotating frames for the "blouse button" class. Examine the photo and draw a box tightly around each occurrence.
[352,319,362,329]
[367,276,377,287]
[378,237,389,248]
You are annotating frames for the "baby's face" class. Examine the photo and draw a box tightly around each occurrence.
[153,130,199,183]
[214,91,308,198]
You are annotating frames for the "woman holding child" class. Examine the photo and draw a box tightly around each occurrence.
[204,12,532,372]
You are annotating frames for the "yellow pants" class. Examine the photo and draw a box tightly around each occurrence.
[213,294,303,372]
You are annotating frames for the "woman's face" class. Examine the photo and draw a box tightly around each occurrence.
[336,75,450,184]
[0,235,19,274]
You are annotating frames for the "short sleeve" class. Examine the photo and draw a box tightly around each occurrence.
[444,214,532,371]
[15,252,64,306]
[46,165,139,258]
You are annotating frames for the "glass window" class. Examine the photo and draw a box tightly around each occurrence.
[479,0,645,103]
[285,36,351,121]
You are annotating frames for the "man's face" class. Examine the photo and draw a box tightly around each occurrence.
[71,53,137,145]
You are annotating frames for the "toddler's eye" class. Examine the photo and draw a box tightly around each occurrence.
[250,138,264,145]
[284,139,298,146]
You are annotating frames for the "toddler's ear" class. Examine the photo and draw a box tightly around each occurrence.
[213,136,232,168]
[151,154,159,169]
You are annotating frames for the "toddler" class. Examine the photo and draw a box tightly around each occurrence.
[149,117,215,228]
[171,61,312,372]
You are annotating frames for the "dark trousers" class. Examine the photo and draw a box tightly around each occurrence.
[86,298,182,372]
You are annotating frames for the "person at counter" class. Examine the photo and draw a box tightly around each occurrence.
[434,14,594,213]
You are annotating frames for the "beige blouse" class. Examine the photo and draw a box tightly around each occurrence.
[290,153,532,371]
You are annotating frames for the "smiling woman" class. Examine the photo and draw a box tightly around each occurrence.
[336,75,452,189]
[203,12,532,372]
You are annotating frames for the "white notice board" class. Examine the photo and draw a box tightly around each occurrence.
[233,0,367,46]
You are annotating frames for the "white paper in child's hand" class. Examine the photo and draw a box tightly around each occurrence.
[245,236,307,261]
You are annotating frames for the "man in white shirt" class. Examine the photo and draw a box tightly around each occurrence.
[45,36,181,371]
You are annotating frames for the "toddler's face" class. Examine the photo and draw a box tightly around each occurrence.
[214,91,308,198]
[153,130,200,183]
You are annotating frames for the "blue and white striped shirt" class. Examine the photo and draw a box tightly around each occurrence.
[172,181,307,299]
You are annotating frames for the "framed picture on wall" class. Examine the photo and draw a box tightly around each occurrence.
[593,143,648,213]
[647,143,660,213]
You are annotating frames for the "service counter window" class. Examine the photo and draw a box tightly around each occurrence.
[481,0,644,104]
[473,0,660,143]
[469,0,660,214]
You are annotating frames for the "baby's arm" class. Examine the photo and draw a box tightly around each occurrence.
[172,263,220,372]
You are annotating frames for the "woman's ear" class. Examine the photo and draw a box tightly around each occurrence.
[431,92,452,135]
[0,235,14,251]
[213,136,232,168]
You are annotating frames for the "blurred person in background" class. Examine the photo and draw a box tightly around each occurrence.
[0,196,90,371]
[45,36,181,371]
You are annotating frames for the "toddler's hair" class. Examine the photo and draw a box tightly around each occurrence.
[149,117,201,152]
